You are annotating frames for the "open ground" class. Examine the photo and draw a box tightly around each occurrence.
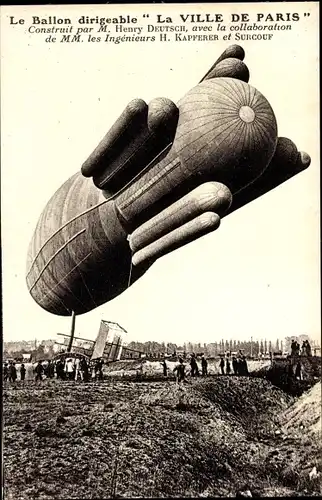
[3,362,321,499]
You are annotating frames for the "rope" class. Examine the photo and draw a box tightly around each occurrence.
[78,266,99,310]
[127,253,133,289]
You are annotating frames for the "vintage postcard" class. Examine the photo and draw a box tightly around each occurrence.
[1,2,320,499]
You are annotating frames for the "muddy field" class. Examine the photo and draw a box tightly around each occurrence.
[3,375,321,499]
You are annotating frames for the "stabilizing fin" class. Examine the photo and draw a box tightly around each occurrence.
[203,58,249,83]
[130,182,232,266]
[199,44,245,82]
[132,212,221,267]
[226,137,311,215]
[81,98,179,194]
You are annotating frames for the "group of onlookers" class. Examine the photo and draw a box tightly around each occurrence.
[219,352,249,376]
[291,339,312,357]
[163,352,250,384]
[160,353,209,381]
[3,356,105,383]
[189,353,208,377]
[4,341,313,386]
[3,360,25,382]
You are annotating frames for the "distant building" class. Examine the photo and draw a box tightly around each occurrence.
[22,353,32,362]
[39,339,56,354]
[4,340,36,354]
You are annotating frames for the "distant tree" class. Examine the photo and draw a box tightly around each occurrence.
[280,340,284,353]
[47,345,55,358]
[260,340,264,354]
[37,344,45,357]
[275,339,280,352]
[264,339,267,354]
[166,342,177,355]
[268,340,272,353]
[191,343,197,353]
[284,337,292,353]
[298,334,311,345]
[11,350,23,361]
[284,336,300,353]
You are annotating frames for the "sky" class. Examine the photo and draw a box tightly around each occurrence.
[1,3,320,346]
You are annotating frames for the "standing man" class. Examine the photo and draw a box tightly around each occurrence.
[49,360,55,378]
[161,359,168,377]
[75,357,83,381]
[64,358,75,380]
[301,341,306,356]
[291,340,296,356]
[46,360,53,379]
[8,361,17,382]
[232,356,239,375]
[20,363,26,382]
[190,354,198,377]
[226,356,231,375]
[240,355,249,376]
[80,357,89,382]
[173,357,185,384]
[13,363,17,382]
[35,361,44,382]
[219,356,225,375]
[201,355,208,377]
[56,358,63,379]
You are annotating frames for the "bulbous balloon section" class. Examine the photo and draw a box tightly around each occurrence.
[26,45,310,317]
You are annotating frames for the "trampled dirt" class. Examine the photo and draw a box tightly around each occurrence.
[3,376,321,499]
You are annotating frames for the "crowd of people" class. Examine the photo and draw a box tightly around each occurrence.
[3,341,315,385]
[281,341,313,382]
[3,356,105,383]
[219,352,249,376]
[291,339,312,357]
[160,353,209,383]
[169,352,249,384]
[4,352,249,385]
[3,360,22,382]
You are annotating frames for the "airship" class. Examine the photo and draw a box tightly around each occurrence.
[26,45,311,318]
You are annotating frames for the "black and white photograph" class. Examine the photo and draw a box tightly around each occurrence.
[1,2,320,498]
